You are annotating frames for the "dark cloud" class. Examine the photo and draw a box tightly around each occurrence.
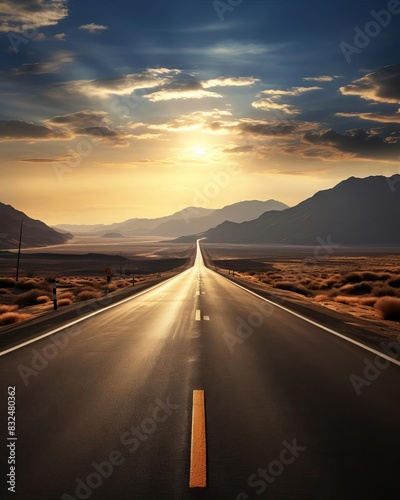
[47,110,109,128]
[0,0,68,33]
[304,128,400,160]
[340,64,400,104]
[0,120,70,141]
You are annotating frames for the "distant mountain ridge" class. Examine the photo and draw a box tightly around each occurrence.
[180,175,400,245]
[55,200,288,237]
[0,203,72,249]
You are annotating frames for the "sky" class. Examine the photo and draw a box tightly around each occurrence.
[0,0,400,225]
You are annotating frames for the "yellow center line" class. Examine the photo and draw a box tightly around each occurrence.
[189,390,207,488]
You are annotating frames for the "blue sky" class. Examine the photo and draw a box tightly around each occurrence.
[1,0,400,224]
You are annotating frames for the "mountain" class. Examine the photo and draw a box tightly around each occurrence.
[0,203,72,249]
[53,201,288,237]
[55,207,214,235]
[149,200,288,237]
[185,175,400,245]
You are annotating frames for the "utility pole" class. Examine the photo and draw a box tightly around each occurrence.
[16,220,23,282]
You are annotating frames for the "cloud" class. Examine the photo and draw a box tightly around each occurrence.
[235,119,316,137]
[18,152,79,163]
[34,31,66,41]
[252,98,300,115]
[54,68,180,98]
[46,110,110,128]
[340,64,400,105]
[46,110,130,146]
[303,128,400,160]
[144,81,222,102]
[222,145,255,154]
[252,86,322,115]
[79,23,108,34]
[303,75,342,82]
[5,50,73,75]
[0,0,68,33]
[0,120,71,141]
[202,77,260,88]
[147,109,232,132]
[336,111,400,124]
[259,168,329,175]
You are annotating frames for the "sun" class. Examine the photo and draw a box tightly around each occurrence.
[194,146,206,157]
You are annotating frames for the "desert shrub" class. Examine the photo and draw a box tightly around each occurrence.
[248,271,256,276]
[372,284,397,297]
[0,305,18,314]
[13,289,48,307]
[0,278,16,288]
[339,282,372,295]
[315,294,329,302]
[374,297,400,321]
[388,277,400,288]
[0,312,33,325]
[328,288,340,298]
[334,295,360,305]
[0,288,10,295]
[60,292,74,301]
[15,279,39,290]
[344,271,390,283]
[307,280,322,290]
[274,281,311,296]
[58,298,72,307]
[76,290,100,301]
[36,295,51,304]
[359,297,377,307]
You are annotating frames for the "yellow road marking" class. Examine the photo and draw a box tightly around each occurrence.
[189,390,207,488]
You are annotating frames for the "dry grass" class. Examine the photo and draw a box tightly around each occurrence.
[0,278,16,288]
[13,289,50,307]
[0,304,18,314]
[374,297,400,321]
[0,288,11,295]
[0,312,33,326]
[76,290,101,301]
[36,295,51,304]
[58,298,72,307]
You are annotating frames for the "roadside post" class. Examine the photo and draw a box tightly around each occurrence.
[52,279,57,311]
[105,267,112,294]
[132,272,135,286]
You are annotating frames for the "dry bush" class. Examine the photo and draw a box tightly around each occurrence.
[374,297,400,321]
[60,292,74,301]
[359,297,377,307]
[0,312,33,326]
[0,278,16,288]
[334,296,360,305]
[103,284,117,292]
[388,277,400,288]
[15,279,39,290]
[0,288,10,295]
[58,298,72,307]
[13,289,49,307]
[0,305,18,314]
[315,294,329,302]
[339,282,372,295]
[76,290,100,301]
[274,281,311,296]
[372,284,398,297]
[328,288,340,298]
[36,295,51,304]
[307,280,322,290]
[344,271,390,283]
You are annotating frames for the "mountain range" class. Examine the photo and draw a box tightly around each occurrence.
[179,175,400,245]
[0,203,72,249]
[55,200,288,237]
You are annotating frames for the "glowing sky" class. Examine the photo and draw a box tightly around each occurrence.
[1,0,400,224]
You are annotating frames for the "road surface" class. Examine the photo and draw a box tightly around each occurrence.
[1,242,399,499]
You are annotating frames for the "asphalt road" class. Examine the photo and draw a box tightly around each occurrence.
[1,242,399,500]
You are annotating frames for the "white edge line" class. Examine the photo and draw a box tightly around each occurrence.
[0,268,192,357]
[212,266,400,367]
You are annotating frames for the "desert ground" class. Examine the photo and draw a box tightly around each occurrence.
[202,243,400,341]
[0,237,195,327]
